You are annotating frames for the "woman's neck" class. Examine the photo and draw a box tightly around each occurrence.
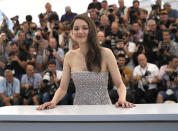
[79,43,89,56]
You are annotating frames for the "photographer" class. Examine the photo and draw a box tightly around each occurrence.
[169,23,178,42]
[25,15,37,32]
[41,60,69,105]
[6,42,27,80]
[156,56,178,103]
[0,15,13,40]
[157,29,178,66]
[127,0,141,24]
[109,54,133,103]
[15,22,35,47]
[16,31,30,56]
[26,46,43,72]
[99,0,109,16]
[0,69,20,106]
[11,15,20,36]
[164,3,178,22]
[61,6,77,24]
[117,0,128,17]
[148,0,162,23]
[32,29,49,55]
[133,54,159,103]
[21,63,42,105]
[122,32,136,70]
[97,31,111,49]
[0,33,10,76]
[89,9,100,28]
[143,19,162,64]
[42,37,64,71]
[59,25,76,54]
[129,21,143,44]
[87,0,101,13]
[99,15,111,37]
[106,21,122,51]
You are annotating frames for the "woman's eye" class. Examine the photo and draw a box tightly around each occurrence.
[83,27,89,30]
[74,27,79,31]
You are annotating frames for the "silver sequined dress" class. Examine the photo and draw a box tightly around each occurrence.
[71,71,112,105]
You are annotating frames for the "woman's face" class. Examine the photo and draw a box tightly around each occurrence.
[72,19,89,45]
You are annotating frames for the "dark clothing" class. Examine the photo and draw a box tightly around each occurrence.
[143,30,162,64]
[88,2,101,10]
[134,88,158,103]
[6,52,27,80]
[61,13,77,23]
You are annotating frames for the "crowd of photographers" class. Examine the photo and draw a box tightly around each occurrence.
[0,0,178,106]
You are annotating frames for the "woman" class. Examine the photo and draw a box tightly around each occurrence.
[37,14,135,110]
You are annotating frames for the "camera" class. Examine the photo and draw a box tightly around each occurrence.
[94,19,100,27]
[130,29,136,35]
[130,7,136,14]
[3,38,9,43]
[145,31,157,40]
[163,71,178,82]
[119,17,124,24]
[141,71,151,91]
[53,22,59,30]
[171,24,177,34]
[160,43,169,53]
[39,13,44,20]
[26,15,32,22]
[151,4,159,10]
[20,85,36,99]
[42,70,58,96]
[11,15,19,25]
[47,46,55,59]
[43,70,52,85]
[65,31,69,36]
[109,5,114,13]
[36,35,41,40]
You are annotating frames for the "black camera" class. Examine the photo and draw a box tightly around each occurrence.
[145,31,157,40]
[130,7,136,14]
[151,4,159,10]
[47,46,55,59]
[26,15,32,22]
[141,71,151,91]
[39,13,44,20]
[94,19,100,26]
[160,43,169,53]
[65,32,69,36]
[21,85,35,99]
[109,5,114,13]
[164,71,178,82]
[3,38,9,43]
[47,46,53,53]
[171,24,177,34]
[119,17,124,24]
[53,22,59,30]
[36,35,41,40]
[130,29,136,35]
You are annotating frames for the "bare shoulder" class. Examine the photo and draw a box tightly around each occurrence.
[64,49,79,60]
[101,47,114,58]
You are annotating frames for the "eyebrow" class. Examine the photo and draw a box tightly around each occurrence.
[74,25,88,27]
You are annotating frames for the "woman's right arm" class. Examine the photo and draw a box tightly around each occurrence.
[37,51,72,110]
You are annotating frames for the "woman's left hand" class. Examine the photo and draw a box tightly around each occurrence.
[115,99,136,108]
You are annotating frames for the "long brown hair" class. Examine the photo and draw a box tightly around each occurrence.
[71,14,102,72]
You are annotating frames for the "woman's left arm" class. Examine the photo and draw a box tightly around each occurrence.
[104,48,135,108]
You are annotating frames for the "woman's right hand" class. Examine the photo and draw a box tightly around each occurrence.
[37,101,56,110]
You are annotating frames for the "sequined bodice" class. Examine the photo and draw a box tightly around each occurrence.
[71,71,112,105]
